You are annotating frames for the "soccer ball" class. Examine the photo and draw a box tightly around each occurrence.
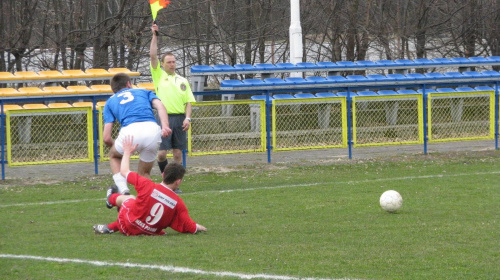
[379,190,403,212]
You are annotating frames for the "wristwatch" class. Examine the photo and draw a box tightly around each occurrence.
[186,118,192,122]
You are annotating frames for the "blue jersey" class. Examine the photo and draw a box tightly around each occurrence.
[103,88,159,127]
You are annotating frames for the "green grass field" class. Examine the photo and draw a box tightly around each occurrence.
[0,151,499,280]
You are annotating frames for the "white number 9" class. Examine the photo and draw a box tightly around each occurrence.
[145,202,164,225]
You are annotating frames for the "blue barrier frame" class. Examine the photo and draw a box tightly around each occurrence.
[1,79,500,180]
[193,79,500,162]
[0,95,109,180]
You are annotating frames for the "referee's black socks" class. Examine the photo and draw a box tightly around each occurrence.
[158,159,168,174]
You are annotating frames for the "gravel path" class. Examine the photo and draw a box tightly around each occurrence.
[1,139,497,185]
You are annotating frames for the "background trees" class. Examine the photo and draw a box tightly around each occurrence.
[1,0,499,79]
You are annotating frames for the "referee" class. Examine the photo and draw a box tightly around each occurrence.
[150,22,196,194]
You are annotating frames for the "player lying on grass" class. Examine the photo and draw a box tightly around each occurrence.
[93,135,207,235]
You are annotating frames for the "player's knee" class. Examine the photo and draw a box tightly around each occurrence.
[157,150,168,161]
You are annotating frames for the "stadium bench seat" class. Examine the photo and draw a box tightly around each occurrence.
[23,104,48,109]
[336,92,357,97]
[455,87,475,92]
[315,92,336,98]
[220,80,245,88]
[355,60,377,67]
[295,62,317,69]
[263,78,289,86]
[284,77,308,85]
[386,74,407,80]
[43,86,69,95]
[96,101,107,108]
[436,88,456,93]
[431,58,454,65]
[335,61,357,67]
[405,73,426,80]
[468,57,489,63]
[315,61,338,68]
[90,84,113,93]
[137,83,155,91]
[254,63,277,71]
[375,60,397,67]
[294,93,316,98]
[377,90,399,95]
[234,64,256,71]
[325,75,348,82]
[356,90,378,96]
[0,88,23,97]
[212,65,235,72]
[108,68,141,76]
[0,72,22,81]
[397,89,419,94]
[66,85,100,94]
[346,75,368,82]
[273,94,295,99]
[72,102,94,107]
[85,69,112,77]
[13,71,41,79]
[38,70,64,79]
[2,104,23,111]
[18,87,45,96]
[443,72,464,78]
[242,79,266,86]
[412,58,438,66]
[48,102,72,108]
[305,76,330,84]
[275,63,296,70]
[61,69,94,79]
[394,59,415,66]
[474,86,494,91]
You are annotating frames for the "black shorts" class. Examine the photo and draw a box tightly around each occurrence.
[158,114,187,150]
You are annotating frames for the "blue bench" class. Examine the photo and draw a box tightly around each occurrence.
[219,70,500,91]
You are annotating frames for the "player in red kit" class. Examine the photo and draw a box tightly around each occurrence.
[93,135,207,236]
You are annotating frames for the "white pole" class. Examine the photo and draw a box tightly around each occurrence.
[289,0,303,65]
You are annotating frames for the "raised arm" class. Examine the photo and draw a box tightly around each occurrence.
[120,135,138,178]
[150,22,160,69]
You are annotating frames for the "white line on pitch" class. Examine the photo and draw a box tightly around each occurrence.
[1,170,499,208]
[0,254,357,280]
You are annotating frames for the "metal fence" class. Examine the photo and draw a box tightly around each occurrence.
[1,88,499,179]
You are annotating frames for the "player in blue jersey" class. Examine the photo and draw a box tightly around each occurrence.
[103,73,172,196]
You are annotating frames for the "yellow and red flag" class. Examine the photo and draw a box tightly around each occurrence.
[150,0,171,20]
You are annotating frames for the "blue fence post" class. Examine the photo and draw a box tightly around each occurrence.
[422,85,429,155]
[92,97,100,175]
[347,88,353,159]
[265,90,272,163]
[1,103,5,180]
[495,82,499,150]
[182,150,187,168]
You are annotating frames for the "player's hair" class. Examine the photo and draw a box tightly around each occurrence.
[162,162,186,184]
[110,73,131,93]
[161,52,175,63]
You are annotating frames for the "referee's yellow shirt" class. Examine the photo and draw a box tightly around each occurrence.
[151,63,195,114]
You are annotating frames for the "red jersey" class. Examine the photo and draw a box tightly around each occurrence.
[117,171,197,236]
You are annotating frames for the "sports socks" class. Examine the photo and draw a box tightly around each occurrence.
[158,159,168,173]
[112,173,130,194]
[107,221,119,232]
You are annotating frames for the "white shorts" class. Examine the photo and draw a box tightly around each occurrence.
[114,121,161,163]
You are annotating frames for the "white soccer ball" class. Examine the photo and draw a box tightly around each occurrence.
[379,190,403,212]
